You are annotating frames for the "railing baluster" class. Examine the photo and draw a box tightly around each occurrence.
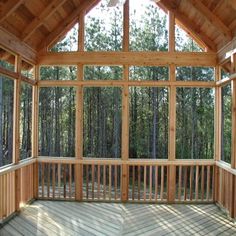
[52,163,55,198]
[201,166,205,200]
[207,165,210,201]
[138,165,141,200]
[47,163,50,198]
[86,164,89,199]
[97,164,100,200]
[92,164,95,200]
[42,163,44,198]
[195,165,199,201]
[58,163,61,198]
[69,164,72,198]
[132,165,135,200]
[178,166,182,201]
[109,165,111,201]
[155,166,158,201]
[190,166,193,201]
[144,165,146,201]
[103,165,106,200]
[149,165,152,201]
[115,165,117,200]
[184,166,188,201]
[161,166,164,201]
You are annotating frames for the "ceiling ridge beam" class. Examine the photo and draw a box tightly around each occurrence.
[0,0,24,23]
[21,0,67,41]
[157,0,217,52]
[189,0,232,41]
[38,0,100,52]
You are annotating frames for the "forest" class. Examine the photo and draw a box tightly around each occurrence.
[0,0,233,167]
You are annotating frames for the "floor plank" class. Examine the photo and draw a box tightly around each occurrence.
[0,201,236,236]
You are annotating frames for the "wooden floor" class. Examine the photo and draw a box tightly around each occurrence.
[0,201,236,236]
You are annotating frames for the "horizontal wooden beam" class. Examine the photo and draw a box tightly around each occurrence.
[0,67,37,85]
[38,80,215,88]
[0,27,37,64]
[216,161,236,176]
[37,156,215,166]
[0,158,36,176]
[38,51,217,66]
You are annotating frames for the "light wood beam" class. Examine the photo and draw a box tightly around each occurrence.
[38,51,217,66]
[13,55,21,164]
[78,12,85,51]
[21,0,67,41]
[231,54,236,169]
[39,0,100,51]
[158,1,217,52]
[0,0,24,23]
[123,0,129,52]
[0,27,37,64]
[168,11,175,52]
[189,0,232,41]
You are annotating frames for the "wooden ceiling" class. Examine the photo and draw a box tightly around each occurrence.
[0,0,236,64]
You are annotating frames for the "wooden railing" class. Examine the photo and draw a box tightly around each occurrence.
[215,161,236,219]
[37,158,215,204]
[0,158,36,222]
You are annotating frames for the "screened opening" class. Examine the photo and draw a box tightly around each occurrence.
[21,60,34,80]
[84,66,123,80]
[83,87,122,158]
[130,0,168,51]
[0,76,14,167]
[20,82,32,160]
[176,67,215,81]
[40,66,77,81]
[175,24,204,52]
[129,87,169,159]
[85,0,123,51]
[129,66,169,81]
[221,83,232,164]
[50,23,79,52]
[39,87,76,157]
[176,88,214,159]
[0,47,15,72]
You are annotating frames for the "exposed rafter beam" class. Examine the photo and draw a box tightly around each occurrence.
[38,0,100,52]
[189,0,232,41]
[157,0,217,52]
[21,0,67,41]
[0,0,24,23]
[0,27,37,64]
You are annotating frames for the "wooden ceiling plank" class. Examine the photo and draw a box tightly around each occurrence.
[189,0,232,40]
[158,0,217,52]
[21,0,67,41]
[0,0,24,23]
[38,0,100,51]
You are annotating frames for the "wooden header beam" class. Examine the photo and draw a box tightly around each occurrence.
[0,27,37,64]
[38,51,217,66]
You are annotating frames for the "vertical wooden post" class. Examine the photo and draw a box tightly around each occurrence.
[230,54,236,218]
[75,14,84,201]
[13,55,21,211]
[168,11,175,52]
[32,65,39,199]
[121,0,129,202]
[168,64,176,202]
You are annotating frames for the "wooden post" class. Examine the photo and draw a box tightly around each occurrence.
[121,0,130,202]
[168,11,175,52]
[32,65,39,199]
[13,55,21,211]
[168,64,176,202]
[78,11,85,52]
[230,54,236,218]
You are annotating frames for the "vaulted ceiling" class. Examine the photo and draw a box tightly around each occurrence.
[0,0,236,64]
